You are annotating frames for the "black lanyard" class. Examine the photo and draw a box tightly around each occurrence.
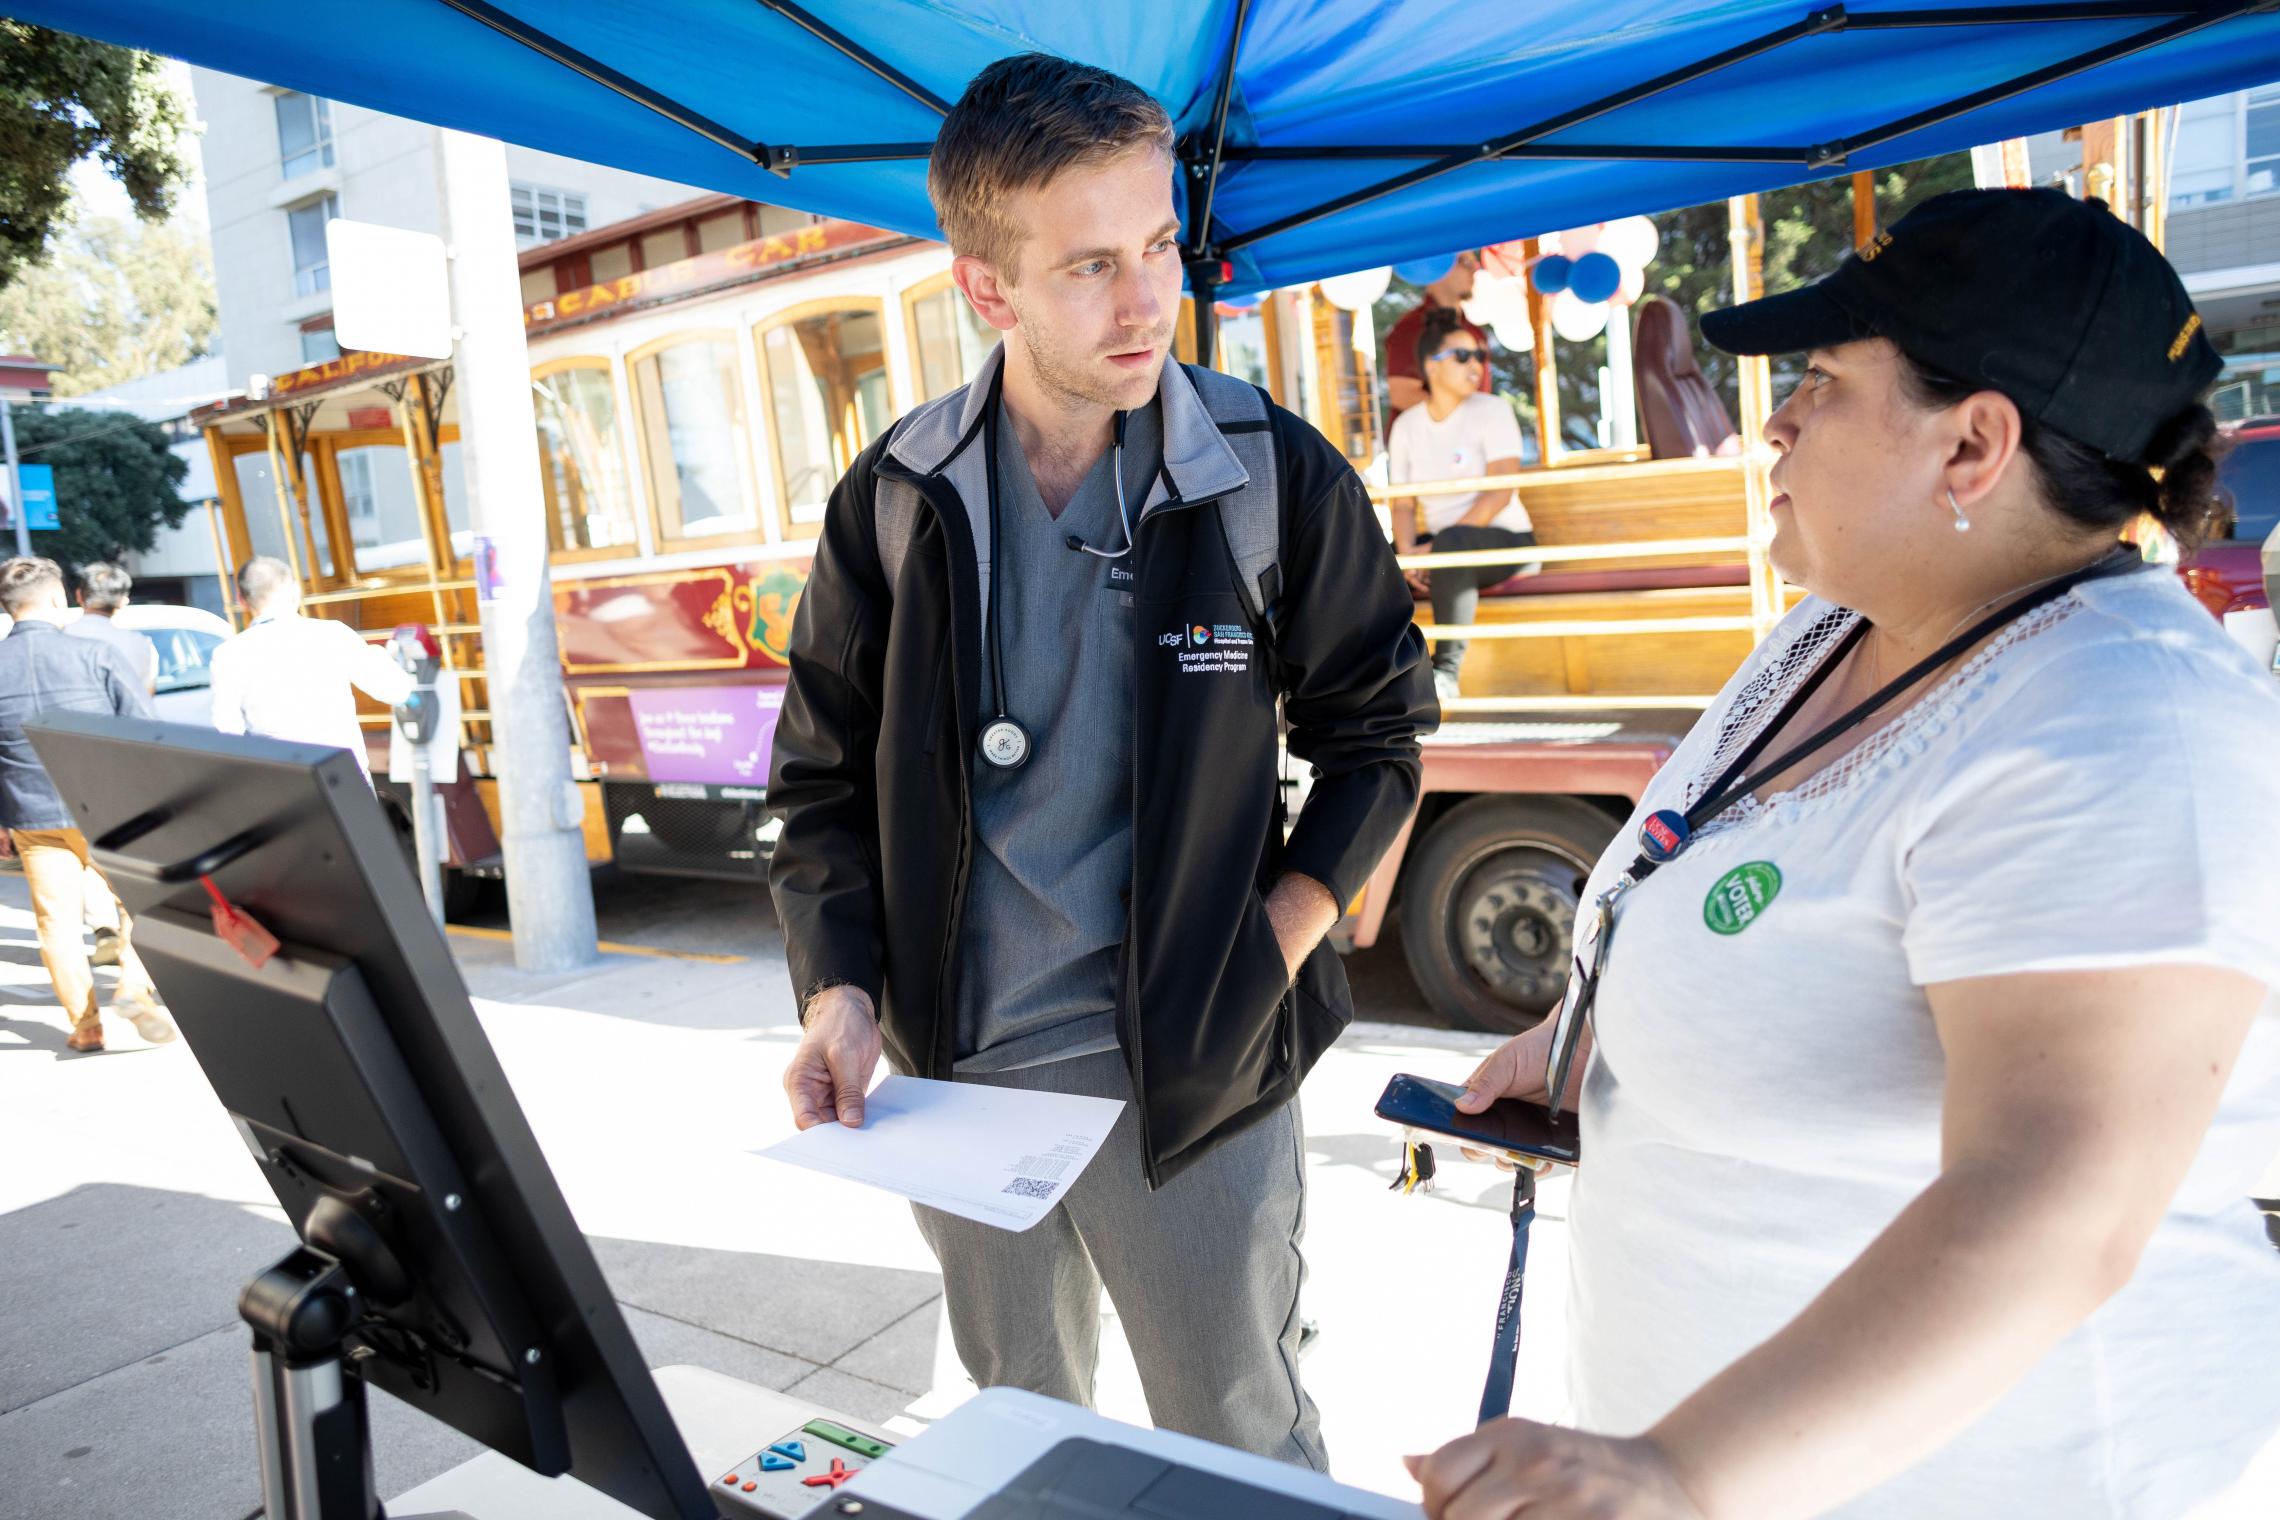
[1627,547,2145,887]
[1476,547,2144,1430]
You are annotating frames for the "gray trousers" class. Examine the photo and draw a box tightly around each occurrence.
[911,1047,1327,1470]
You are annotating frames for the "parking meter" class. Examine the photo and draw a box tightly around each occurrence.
[388,624,447,924]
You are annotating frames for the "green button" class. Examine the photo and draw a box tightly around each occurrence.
[1704,861,1782,935]
[803,1418,892,1459]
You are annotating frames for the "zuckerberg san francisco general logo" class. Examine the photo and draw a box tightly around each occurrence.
[1190,623,1211,645]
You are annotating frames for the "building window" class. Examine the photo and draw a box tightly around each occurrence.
[288,194,339,297]
[2247,85,2280,198]
[630,334,755,544]
[300,326,340,365]
[2170,88,2280,209]
[758,302,889,535]
[275,92,335,179]
[532,362,639,553]
[511,185,588,247]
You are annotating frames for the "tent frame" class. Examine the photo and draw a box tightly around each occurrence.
[419,0,2260,361]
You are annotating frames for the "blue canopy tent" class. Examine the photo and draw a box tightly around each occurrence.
[22,0,2280,352]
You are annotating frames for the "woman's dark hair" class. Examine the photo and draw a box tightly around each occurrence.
[1415,307,1471,388]
[1893,348,2231,552]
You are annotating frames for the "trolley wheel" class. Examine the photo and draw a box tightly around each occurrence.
[1398,795,1617,1035]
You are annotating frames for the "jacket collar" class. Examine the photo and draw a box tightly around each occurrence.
[887,342,1250,508]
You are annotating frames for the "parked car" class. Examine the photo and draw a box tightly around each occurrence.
[2196,416,2280,621]
[110,603,234,726]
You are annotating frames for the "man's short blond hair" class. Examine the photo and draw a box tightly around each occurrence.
[0,557,64,617]
[928,53,1174,280]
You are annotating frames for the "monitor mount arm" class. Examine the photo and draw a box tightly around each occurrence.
[241,1191,410,1520]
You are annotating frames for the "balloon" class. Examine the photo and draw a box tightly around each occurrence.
[1600,215,1659,270]
[1216,290,1261,312]
[1568,251,1621,304]
[1479,240,1531,279]
[1490,317,1534,353]
[1611,262,1647,307]
[1318,266,1392,311]
[1393,254,1457,285]
[1550,288,1610,343]
[1559,223,1606,259]
[1461,273,1528,329]
[1530,254,1573,294]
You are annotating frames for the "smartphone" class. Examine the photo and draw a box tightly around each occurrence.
[1374,1073,1581,1165]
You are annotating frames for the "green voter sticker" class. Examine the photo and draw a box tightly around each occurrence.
[1704,862,1782,935]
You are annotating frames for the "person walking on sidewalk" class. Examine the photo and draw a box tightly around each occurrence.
[768,55,1432,1468]
[210,556,412,778]
[0,557,174,1052]
[65,562,157,696]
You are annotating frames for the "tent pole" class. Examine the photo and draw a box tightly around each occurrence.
[751,0,950,114]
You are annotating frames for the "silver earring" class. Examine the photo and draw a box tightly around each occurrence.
[1946,488,1971,534]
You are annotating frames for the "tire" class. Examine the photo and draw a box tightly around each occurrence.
[1398,795,1618,1035]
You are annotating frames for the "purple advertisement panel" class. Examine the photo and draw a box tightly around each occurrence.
[627,685,785,786]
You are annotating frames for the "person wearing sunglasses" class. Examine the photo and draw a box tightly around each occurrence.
[1388,306,1534,703]
[1384,249,1488,433]
[1407,190,2280,1519]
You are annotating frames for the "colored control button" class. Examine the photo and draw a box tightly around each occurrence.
[741,1481,757,1492]
[803,1458,855,1490]
[720,1474,739,1485]
[769,1440,807,1462]
[804,1419,892,1460]
[759,1452,795,1473]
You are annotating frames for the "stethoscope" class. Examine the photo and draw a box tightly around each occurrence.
[976,390,1135,770]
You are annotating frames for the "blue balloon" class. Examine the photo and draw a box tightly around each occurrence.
[1568,251,1621,304]
[1393,255,1456,285]
[1530,254,1573,295]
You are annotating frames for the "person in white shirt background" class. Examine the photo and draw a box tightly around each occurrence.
[1387,306,1533,704]
[1407,189,2280,1519]
[209,556,413,777]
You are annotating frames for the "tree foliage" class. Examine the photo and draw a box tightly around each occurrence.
[0,24,192,291]
[10,406,191,568]
[0,216,217,395]
[1371,153,1977,446]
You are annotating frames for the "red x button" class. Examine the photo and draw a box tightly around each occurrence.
[801,1458,855,1489]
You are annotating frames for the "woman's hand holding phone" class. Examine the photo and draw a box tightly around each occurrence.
[1454,1016,1589,1168]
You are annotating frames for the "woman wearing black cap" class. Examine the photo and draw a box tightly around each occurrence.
[1408,189,2280,1519]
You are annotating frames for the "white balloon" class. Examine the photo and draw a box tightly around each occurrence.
[1462,274,1529,329]
[1600,215,1660,271]
[1318,266,1392,311]
[1550,288,1610,343]
[1490,317,1534,353]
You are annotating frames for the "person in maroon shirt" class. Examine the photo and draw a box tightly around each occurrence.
[1383,249,1485,436]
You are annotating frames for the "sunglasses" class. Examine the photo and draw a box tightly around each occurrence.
[1432,347,1490,365]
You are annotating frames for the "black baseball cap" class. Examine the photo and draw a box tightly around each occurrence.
[1700,187,2221,466]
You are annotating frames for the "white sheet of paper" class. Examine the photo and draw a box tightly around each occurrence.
[756,1076,1124,1232]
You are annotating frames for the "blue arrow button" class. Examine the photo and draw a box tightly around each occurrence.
[769,1441,806,1463]
[759,1452,795,1472]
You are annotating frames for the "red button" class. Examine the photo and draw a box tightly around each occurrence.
[742,1480,758,1492]
[722,1474,740,1485]
[802,1458,855,1489]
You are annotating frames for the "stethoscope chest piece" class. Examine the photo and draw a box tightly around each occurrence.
[978,716,1032,769]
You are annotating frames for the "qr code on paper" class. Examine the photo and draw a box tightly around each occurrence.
[1002,1177,1059,1201]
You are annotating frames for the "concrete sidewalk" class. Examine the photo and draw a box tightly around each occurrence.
[3,869,2274,1519]
[0,874,1548,1518]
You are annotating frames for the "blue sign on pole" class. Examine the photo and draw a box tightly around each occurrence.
[16,464,57,532]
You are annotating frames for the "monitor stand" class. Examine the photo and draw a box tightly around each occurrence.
[241,1228,391,1520]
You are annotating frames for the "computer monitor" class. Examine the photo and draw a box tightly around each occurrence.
[25,712,715,1520]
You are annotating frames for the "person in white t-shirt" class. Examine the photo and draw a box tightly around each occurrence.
[209,556,414,778]
[1409,190,2280,1520]
[1388,307,1531,703]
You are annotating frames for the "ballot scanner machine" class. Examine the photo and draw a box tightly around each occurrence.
[27,712,1416,1520]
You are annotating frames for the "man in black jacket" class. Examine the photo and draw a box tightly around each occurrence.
[768,55,1432,1466]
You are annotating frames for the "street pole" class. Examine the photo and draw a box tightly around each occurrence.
[0,397,30,556]
[437,128,597,971]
